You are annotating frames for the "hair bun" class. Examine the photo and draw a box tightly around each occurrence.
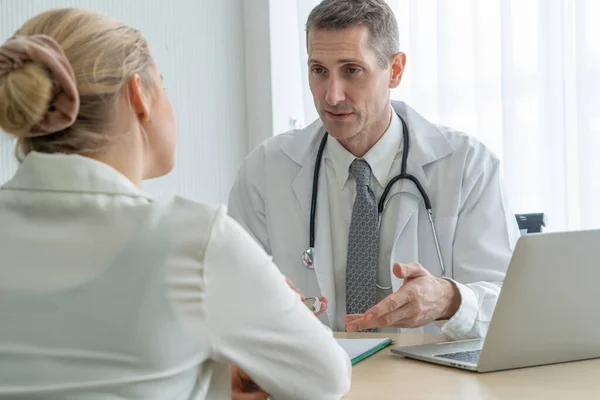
[0,34,79,138]
[0,62,54,137]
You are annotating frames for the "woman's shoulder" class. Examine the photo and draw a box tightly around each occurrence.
[169,196,224,223]
[162,196,232,255]
[164,195,226,232]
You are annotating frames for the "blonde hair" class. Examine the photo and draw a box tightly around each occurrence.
[0,8,155,160]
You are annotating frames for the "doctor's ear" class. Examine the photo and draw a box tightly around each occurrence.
[389,52,406,89]
[127,73,152,122]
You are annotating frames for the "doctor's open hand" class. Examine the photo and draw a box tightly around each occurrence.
[285,276,328,317]
[343,263,461,332]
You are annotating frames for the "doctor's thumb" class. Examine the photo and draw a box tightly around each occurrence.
[393,262,429,279]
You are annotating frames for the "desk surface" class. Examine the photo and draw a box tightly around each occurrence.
[336,332,600,399]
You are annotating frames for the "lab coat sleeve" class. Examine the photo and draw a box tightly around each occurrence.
[204,207,351,400]
[227,148,272,255]
[440,155,520,340]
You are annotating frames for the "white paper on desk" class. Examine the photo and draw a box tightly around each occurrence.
[337,338,392,362]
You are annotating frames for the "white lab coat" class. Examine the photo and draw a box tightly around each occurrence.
[228,101,521,340]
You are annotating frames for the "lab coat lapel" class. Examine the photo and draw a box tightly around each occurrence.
[385,101,454,291]
[312,161,336,324]
[380,159,427,292]
[291,162,312,221]
[285,121,336,324]
[287,119,326,220]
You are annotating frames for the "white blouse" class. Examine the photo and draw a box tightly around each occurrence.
[0,152,351,400]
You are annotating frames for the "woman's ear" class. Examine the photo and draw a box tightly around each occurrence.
[127,74,151,121]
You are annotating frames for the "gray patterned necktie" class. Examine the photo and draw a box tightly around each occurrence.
[346,159,379,317]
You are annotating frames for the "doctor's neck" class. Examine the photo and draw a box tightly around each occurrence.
[337,106,392,158]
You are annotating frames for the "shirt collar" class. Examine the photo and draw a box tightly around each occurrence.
[325,107,403,190]
[1,151,154,201]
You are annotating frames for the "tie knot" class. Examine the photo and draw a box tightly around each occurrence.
[349,159,372,187]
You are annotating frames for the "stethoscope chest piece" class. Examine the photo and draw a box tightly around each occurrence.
[302,247,315,269]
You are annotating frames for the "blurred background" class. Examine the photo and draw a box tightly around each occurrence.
[2,0,599,231]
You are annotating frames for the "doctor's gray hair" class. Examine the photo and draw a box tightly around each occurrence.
[305,0,399,68]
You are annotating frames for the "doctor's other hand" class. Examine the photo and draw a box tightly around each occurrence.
[230,364,269,400]
[343,262,461,332]
[285,276,328,317]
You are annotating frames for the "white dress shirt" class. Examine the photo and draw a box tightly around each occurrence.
[0,152,351,400]
[325,110,403,330]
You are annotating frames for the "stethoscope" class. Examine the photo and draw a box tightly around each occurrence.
[301,114,446,284]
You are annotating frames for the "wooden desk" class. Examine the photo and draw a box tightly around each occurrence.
[336,332,600,399]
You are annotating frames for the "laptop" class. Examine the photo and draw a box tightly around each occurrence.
[391,229,600,372]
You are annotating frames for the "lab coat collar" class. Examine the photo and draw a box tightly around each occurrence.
[324,107,402,191]
[393,100,455,168]
[281,100,455,170]
[363,109,402,188]
[1,151,154,201]
[283,101,455,222]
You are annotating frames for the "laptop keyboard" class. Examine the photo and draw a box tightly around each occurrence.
[435,349,481,364]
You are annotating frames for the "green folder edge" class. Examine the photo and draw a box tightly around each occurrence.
[351,338,393,365]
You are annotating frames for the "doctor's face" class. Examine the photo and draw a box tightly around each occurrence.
[307,26,404,144]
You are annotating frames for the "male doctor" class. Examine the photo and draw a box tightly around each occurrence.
[228,0,520,340]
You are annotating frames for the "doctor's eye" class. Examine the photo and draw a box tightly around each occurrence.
[345,67,362,74]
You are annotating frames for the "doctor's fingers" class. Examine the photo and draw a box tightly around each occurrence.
[346,306,412,331]
[342,314,363,324]
[314,296,329,316]
[393,262,431,280]
[361,289,412,323]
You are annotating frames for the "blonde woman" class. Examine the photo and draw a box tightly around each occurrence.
[0,8,350,400]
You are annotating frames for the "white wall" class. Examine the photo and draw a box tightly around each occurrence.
[296,0,320,126]
[242,0,273,152]
[268,0,307,133]
[242,0,310,150]
[0,0,248,205]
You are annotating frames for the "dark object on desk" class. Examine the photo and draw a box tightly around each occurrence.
[515,213,547,234]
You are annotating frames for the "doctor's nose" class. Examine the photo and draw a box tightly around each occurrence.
[325,77,346,106]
